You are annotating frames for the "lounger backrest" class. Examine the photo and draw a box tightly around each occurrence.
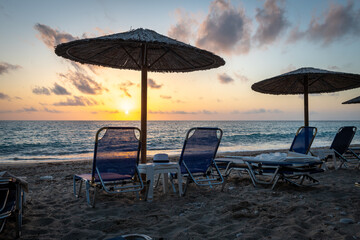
[0,180,16,216]
[289,126,317,154]
[92,127,141,179]
[179,128,222,174]
[330,126,357,155]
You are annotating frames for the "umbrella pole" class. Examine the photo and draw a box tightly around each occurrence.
[304,76,309,127]
[141,45,148,164]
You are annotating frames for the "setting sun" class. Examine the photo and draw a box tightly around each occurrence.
[118,100,134,116]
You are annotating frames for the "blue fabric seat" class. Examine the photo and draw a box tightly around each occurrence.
[289,126,317,154]
[73,127,144,207]
[176,127,224,194]
[330,126,360,169]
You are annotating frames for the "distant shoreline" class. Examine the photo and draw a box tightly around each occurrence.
[2,144,359,165]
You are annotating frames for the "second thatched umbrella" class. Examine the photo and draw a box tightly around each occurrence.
[342,96,360,104]
[252,67,360,126]
[55,28,225,163]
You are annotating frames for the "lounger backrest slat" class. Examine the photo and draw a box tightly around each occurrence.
[179,128,222,174]
[92,127,141,179]
[330,126,357,155]
[289,126,317,154]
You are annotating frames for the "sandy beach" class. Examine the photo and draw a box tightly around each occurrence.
[1,150,360,240]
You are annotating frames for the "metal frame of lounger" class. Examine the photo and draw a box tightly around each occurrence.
[330,126,359,169]
[219,157,323,190]
[0,178,23,238]
[218,126,318,190]
[73,127,144,207]
[176,127,224,195]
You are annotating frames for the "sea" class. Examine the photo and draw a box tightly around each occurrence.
[0,120,359,163]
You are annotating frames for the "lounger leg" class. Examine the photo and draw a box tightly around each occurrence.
[271,175,281,190]
[85,182,96,208]
[15,183,22,238]
[73,176,83,198]
[221,175,228,192]
[0,219,6,233]
[183,177,191,196]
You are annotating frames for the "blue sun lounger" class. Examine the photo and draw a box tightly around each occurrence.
[289,126,317,154]
[329,126,360,169]
[0,172,27,238]
[217,126,321,189]
[174,127,224,194]
[73,127,144,207]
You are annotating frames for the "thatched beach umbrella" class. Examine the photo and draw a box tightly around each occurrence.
[252,67,360,126]
[342,96,360,104]
[55,28,225,163]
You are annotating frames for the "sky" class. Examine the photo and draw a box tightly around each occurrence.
[0,0,359,121]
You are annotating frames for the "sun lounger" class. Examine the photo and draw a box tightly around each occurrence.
[329,126,360,169]
[73,127,144,207]
[174,127,224,194]
[217,126,320,189]
[217,152,323,189]
[289,126,317,154]
[0,172,27,238]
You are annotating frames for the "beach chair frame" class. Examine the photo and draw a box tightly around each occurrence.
[0,178,23,238]
[330,126,359,169]
[73,127,144,207]
[177,127,224,194]
[222,158,323,190]
[219,126,319,190]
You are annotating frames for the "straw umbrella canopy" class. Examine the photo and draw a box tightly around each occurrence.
[252,67,360,126]
[55,28,225,163]
[342,96,360,104]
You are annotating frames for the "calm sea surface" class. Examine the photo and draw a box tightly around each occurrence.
[0,120,359,162]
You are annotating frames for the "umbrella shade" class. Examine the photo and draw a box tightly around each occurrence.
[55,28,225,73]
[252,67,360,126]
[342,96,360,104]
[55,28,225,163]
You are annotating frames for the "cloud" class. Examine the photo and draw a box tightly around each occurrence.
[44,107,63,113]
[60,71,106,95]
[196,0,251,55]
[328,65,340,71]
[53,96,98,106]
[34,24,101,75]
[148,78,163,89]
[0,92,11,101]
[34,23,77,48]
[218,73,234,84]
[149,109,217,114]
[91,109,120,114]
[32,87,51,95]
[168,8,198,43]
[242,108,283,114]
[201,110,218,114]
[281,64,297,74]
[160,95,172,99]
[234,72,249,82]
[253,0,289,47]
[51,83,71,95]
[119,80,135,97]
[287,1,360,45]
[0,62,21,75]
[16,107,38,113]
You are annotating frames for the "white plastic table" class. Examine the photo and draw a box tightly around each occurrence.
[138,162,182,202]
